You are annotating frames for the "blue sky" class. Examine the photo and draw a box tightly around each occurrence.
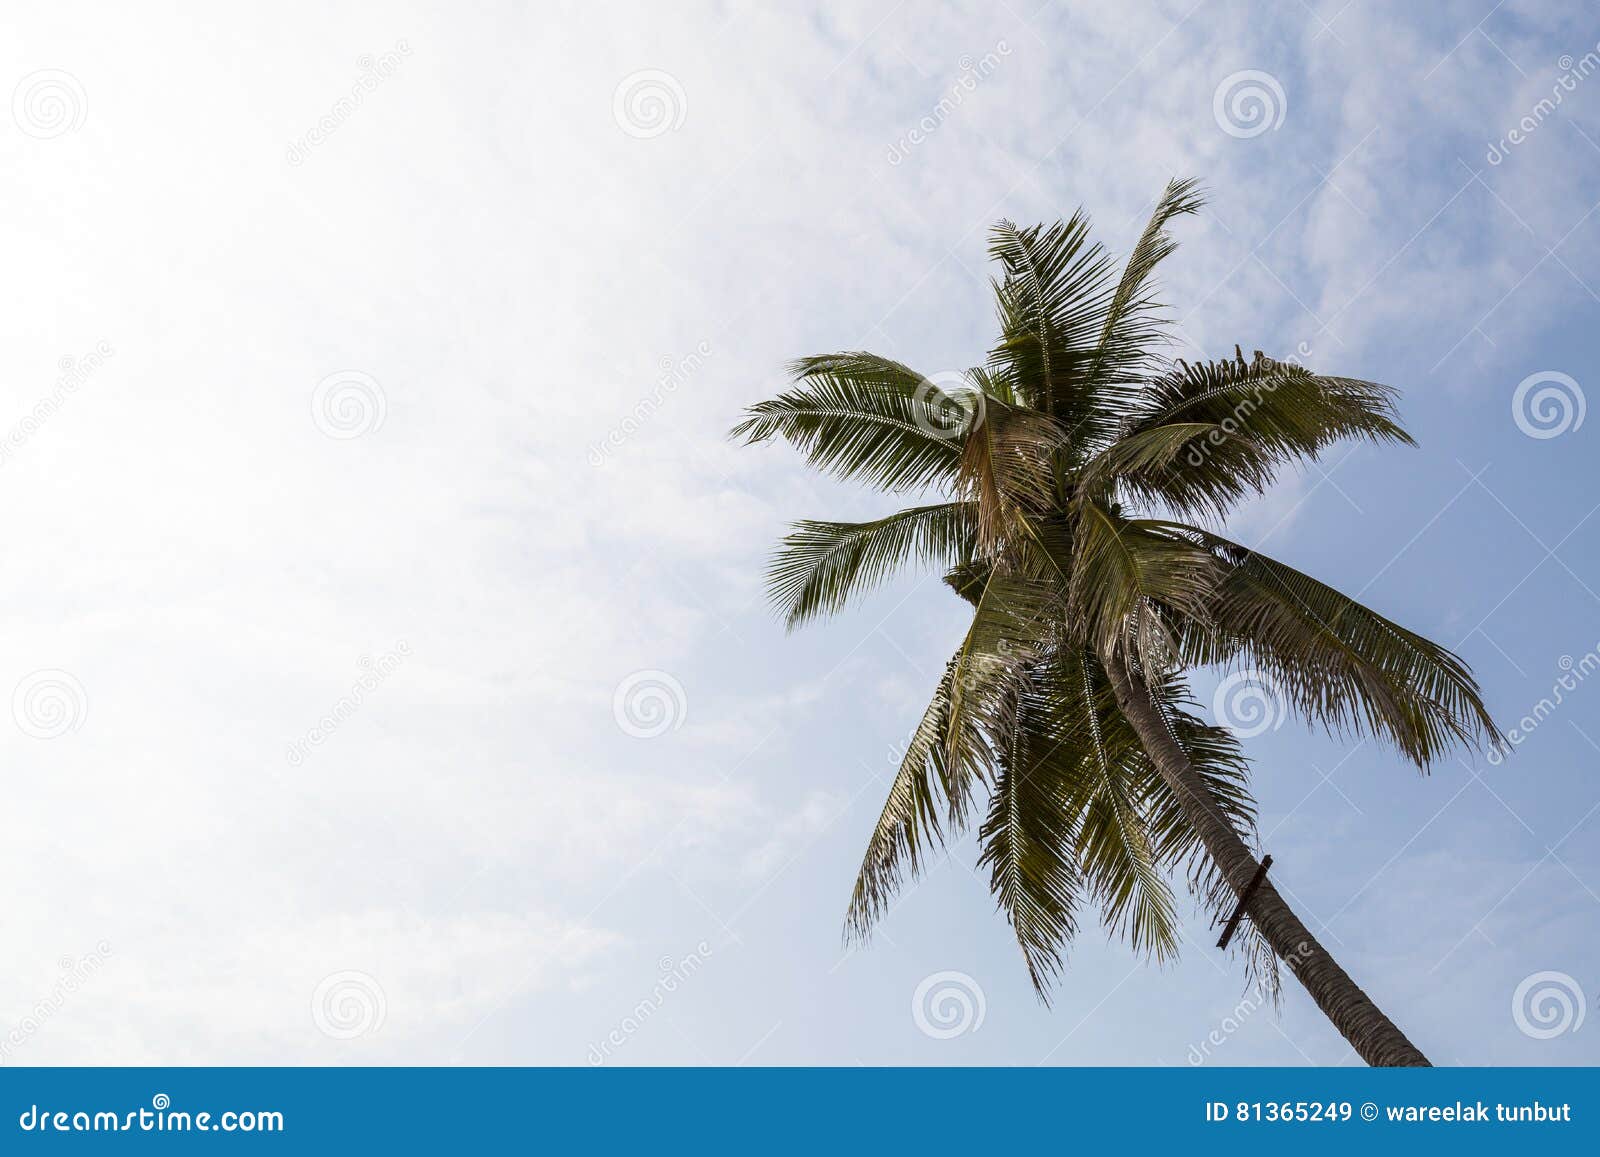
[1,0,1597,1066]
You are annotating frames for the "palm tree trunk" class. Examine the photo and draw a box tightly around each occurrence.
[1105,658,1430,1067]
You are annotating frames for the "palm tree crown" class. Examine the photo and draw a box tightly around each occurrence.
[731,179,1500,1004]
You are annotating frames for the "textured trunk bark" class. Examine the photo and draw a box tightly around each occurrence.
[1106,658,1431,1067]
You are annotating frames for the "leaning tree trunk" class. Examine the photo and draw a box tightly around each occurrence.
[1105,658,1430,1067]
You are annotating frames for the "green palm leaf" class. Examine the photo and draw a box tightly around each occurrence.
[977,667,1086,995]
[846,656,982,942]
[1090,349,1415,519]
[987,214,1119,441]
[1183,529,1501,767]
[768,502,976,629]
[1063,651,1181,961]
[1068,501,1218,666]
[729,352,966,493]
[1081,177,1207,405]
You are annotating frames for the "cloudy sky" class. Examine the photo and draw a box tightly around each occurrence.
[2,0,1597,1066]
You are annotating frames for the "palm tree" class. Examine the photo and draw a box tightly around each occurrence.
[730,180,1501,1067]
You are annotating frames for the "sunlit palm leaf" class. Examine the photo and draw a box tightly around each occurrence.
[978,666,1086,995]
[1185,529,1501,767]
[768,502,976,629]
[957,399,1064,553]
[987,215,1119,443]
[1069,501,1219,666]
[845,656,983,942]
[1090,350,1415,519]
[1132,671,1279,996]
[1063,651,1181,960]
[729,352,965,493]
[947,566,1063,778]
[1081,177,1207,414]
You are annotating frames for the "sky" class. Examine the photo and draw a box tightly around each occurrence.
[1,0,1597,1067]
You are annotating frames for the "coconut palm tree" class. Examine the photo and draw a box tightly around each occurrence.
[730,180,1501,1067]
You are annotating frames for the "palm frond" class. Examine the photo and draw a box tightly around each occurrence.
[1133,671,1279,997]
[729,352,965,493]
[956,398,1064,553]
[846,656,983,942]
[1064,651,1181,961]
[947,567,1064,776]
[977,666,1085,995]
[943,559,992,607]
[986,215,1119,442]
[847,580,1046,943]
[1089,350,1414,520]
[1069,501,1220,667]
[1081,177,1206,406]
[1182,528,1502,767]
[768,502,976,629]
